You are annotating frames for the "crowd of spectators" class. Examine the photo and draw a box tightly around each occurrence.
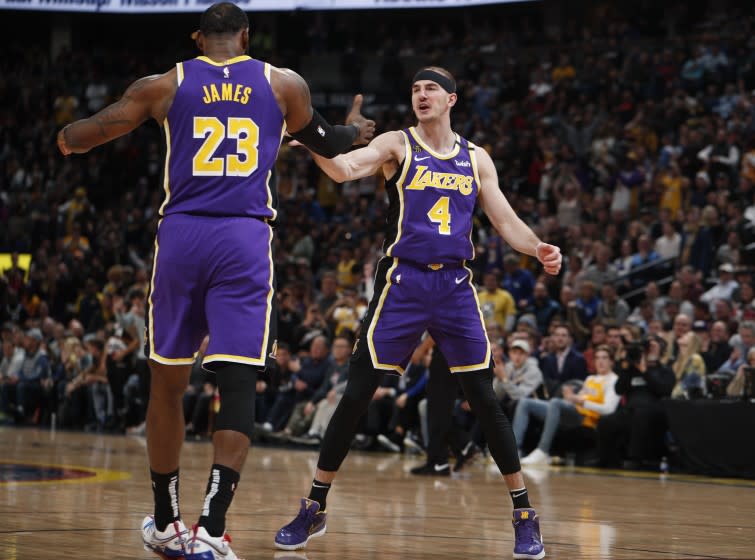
[1,5,755,472]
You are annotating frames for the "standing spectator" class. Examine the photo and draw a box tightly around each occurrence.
[597,336,674,468]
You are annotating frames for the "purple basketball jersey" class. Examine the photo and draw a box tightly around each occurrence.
[384,127,481,265]
[161,55,285,219]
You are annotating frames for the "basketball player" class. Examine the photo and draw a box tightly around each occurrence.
[274,67,559,559]
[57,4,374,559]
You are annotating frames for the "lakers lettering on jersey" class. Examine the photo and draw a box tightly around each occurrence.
[161,55,286,220]
[384,127,482,264]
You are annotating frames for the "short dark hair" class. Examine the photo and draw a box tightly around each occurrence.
[200,2,249,36]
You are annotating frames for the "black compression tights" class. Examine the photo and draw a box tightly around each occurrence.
[456,367,521,475]
[317,356,383,472]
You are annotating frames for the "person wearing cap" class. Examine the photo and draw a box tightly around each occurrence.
[514,345,619,466]
[493,339,543,418]
[700,262,740,313]
[276,65,562,559]
[0,328,50,423]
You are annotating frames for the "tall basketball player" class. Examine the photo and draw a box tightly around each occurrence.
[57,4,374,559]
[274,67,559,559]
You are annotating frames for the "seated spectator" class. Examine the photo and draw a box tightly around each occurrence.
[376,347,430,453]
[492,339,542,418]
[515,345,619,465]
[597,335,675,468]
[726,347,755,397]
[501,254,535,309]
[670,332,707,398]
[583,323,607,375]
[597,283,630,328]
[522,282,561,336]
[183,337,215,437]
[263,335,332,434]
[581,242,617,287]
[293,336,352,445]
[477,271,516,333]
[0,328,49,423]
[701,321,732,373]
[654,220,682,260]
[539,324,587,396]
[700,263,739,312]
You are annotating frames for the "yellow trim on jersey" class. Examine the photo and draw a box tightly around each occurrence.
[176,62,184,86]
[367,258,405,374]
[468,141,483,197]
[409,126,461,160]
[448,265,491,373]
[158,119,172,216]
[150,354,196,366]
[146,222,196,366]
[196,55,252,66]
[259,221,275,361]
[203,354,265,367]
[264,62,272,83]
[385,131,412,257]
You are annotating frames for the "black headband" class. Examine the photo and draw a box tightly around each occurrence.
[412,69,456,93]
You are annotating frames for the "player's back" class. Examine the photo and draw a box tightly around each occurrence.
[161,55,285,220]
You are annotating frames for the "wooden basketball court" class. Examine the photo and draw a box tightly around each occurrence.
[1,427,753,559]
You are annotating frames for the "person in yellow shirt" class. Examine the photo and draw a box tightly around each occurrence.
[514,345,619,465]
[658,161,689,220]
[478,271,516,332]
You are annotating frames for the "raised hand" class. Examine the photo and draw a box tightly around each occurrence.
[346,94,376,145]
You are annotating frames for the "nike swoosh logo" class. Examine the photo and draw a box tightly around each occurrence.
[434,463,449,472]
[455,275,467,284]
[312,483,330,488]
[415,156,430,161]
[512,490,528,498]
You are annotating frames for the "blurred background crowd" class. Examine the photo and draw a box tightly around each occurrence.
[1,1,754,473]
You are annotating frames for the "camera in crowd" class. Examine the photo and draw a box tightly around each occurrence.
[623,335,667,366]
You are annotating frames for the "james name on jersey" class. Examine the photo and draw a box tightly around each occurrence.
[201,83,252,105]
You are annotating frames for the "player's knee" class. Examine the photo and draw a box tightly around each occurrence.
[458,367,498,412]
[342,353,382,403]
[212,361,259,440]
[149,362,190,400]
